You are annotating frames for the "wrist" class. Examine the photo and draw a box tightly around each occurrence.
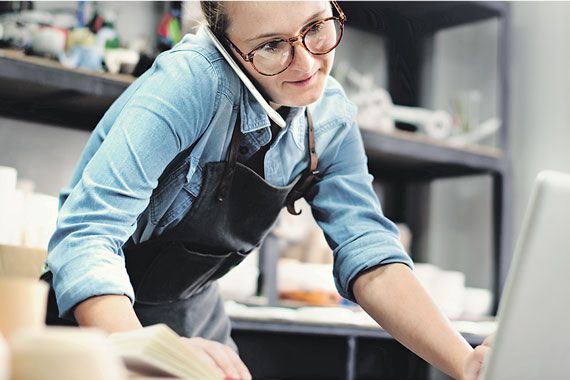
[74,294,142,333]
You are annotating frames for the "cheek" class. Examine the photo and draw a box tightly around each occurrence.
[243,65,281,97]
[258,77,282,99]
[322,51,335,75]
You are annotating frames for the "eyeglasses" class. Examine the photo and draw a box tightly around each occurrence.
[224,1,346,76]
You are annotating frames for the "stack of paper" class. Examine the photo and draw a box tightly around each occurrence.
[109,324,225,380]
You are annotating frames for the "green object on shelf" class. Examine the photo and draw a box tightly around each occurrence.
[168,17,182,45]
[105,38,120,50]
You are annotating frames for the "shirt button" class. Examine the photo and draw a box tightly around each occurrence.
[239,146,249,154]
[256,129,264,134]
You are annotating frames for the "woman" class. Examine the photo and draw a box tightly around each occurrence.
[43,1,488,379]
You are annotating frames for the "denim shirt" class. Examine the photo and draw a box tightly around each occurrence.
[47,27,413,318]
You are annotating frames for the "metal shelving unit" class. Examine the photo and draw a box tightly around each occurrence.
[0,48,133,128]
[342,1,512,316]
[361,128,506,180]
[231,318,485,380]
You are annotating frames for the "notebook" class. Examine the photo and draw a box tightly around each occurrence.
[108,324,228,380]
[480,170,570,379]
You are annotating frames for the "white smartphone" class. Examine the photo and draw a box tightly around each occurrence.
[204,27,286,128]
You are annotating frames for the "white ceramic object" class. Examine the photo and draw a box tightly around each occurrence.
[0,333,9,380]
[414,264,466,319]
[355,88,395,133]
[0,167,20,245]
[31,26,67,57]
[0,166,17,193]
[10,327,127,380]
[392,105,453,140]
[463,287,493,317]
[277,260,337,293]
[431,270,466,319]
[104,48,140,75]
[21,192,58,249]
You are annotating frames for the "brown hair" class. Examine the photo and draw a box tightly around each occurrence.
[200,1,229,35]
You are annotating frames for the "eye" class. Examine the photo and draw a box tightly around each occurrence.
[307,21,325,35]
[259,40,286,54]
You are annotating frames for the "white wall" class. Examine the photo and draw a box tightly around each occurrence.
[0,117,89,196]
[418,19,500,289]
[509,3,570,235]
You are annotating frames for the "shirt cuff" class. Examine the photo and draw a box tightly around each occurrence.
[51,250,135,320]
[333,231,414,302]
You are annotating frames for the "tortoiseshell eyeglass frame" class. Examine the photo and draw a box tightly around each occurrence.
[223,1,346,76]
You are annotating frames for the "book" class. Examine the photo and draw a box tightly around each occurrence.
[108,324,228,380]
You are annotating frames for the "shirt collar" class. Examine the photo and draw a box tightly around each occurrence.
[239,84,309,149]
[239,85,271,133]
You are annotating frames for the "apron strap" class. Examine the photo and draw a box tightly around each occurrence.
[286,108,319,215]
[307,109,318,173]
[216,112,242,202]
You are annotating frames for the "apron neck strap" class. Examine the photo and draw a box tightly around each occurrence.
[306,108,317,172]
[227,112,242,165]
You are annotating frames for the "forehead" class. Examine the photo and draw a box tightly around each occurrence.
[226,1,329,38]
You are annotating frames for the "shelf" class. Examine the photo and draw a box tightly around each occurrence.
[360,128,506,181]
[343,1,508,35]
[0,49,133,96]
[231,317,487,379]
[0,48,133,129]
[231,317,486,346]
[0,48,506,180]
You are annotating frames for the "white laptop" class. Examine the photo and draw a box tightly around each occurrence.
[480,170,570,379]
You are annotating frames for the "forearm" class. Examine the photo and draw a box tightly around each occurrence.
[74,294,142,334]
[353,263,473,380]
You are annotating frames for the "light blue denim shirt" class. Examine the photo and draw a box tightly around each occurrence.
[47,27,413,318]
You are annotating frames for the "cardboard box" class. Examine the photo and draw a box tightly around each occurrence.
[0,244,47,278]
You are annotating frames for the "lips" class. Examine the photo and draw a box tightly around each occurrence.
[286,71,318,85]
[293,73,315,82]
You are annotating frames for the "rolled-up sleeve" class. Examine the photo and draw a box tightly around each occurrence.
[47,49,219,318]
[306,120,413,302]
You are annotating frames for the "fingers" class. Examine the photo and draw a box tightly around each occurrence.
[183,337,252,380]
[482,333,495,347]
[197,339,247,380]
[473,344,491,363]
[224,346,252,380]
[463,345,491,380]
[181,341,222,374]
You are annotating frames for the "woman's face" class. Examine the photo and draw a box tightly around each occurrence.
[224,1,335,109]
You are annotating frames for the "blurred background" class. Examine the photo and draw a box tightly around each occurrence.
[0,2,569,379]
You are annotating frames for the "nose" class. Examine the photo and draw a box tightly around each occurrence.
[289,40,315,74]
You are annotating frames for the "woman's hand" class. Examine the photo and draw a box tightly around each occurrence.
[462,334,495,380]
[181,337,252,380]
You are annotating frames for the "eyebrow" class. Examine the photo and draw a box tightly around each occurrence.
[245,9,328,43]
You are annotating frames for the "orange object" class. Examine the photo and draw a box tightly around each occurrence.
[279,290,341,306]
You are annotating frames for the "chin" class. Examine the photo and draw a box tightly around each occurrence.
[279,85,326,107]
[297,92,322,106]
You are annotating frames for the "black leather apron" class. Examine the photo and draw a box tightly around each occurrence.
[44,109,319,349]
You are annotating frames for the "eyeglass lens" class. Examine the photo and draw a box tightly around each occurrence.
[252,19,342,75]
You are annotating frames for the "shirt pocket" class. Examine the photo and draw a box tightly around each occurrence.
[150,155,201,227]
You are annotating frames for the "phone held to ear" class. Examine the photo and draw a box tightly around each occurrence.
[204,27,286,128]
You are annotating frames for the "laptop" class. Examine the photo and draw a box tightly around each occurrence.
[480,170,570,379]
